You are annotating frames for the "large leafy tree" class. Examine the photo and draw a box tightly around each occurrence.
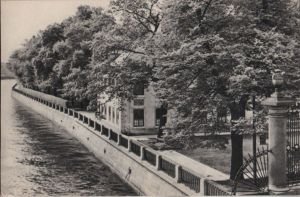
[150,0,300,179]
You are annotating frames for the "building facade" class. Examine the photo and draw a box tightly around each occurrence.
[97,83,167,135]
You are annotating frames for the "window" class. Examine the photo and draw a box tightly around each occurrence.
[133,109,144,127]
[133,83,144,95]
[156,108,167,126]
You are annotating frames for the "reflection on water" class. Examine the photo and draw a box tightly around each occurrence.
[1,80,137,196]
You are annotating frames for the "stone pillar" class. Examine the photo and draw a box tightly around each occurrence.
[128,139,132,152]
[140,147,145,160]
[156,155,161,170]
[262,72,295,193]
[175,165,182,183]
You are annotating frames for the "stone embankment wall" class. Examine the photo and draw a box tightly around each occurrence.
[12,85,230,196]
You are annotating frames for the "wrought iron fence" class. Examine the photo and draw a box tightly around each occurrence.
[160,157,176,178]
[287,105,300,184]
[130,141,141,156]
[179,168,201,193]
[110,130,118,143]
[83,116,88,124]
[120,135,128,148]
[89,119,95,128]
[102,126,109,137]
[144,149,156,166]
[204,180,230,196]
[95,123,101,132]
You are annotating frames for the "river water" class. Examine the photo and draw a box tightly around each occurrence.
[1,80,137,196]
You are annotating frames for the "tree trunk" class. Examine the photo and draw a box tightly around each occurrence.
[230,133,243,180]
[229,96,248,180]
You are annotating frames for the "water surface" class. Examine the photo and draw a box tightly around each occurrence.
[1,80,137,196]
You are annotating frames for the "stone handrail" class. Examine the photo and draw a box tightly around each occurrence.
[12,85,230,195]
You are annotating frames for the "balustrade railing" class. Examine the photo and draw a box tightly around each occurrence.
[102,126,109,137]
[79,114,83,121]
[95,122,101,132]
[179,168,201,193]
[110,130,118,143]
[83,116,88,124]
[89,119,95,128]
[160,157,176,178]
[119,135,128,148]
[144,148,156,166]
[204,180,230,196]
[13,87,232,196]
[130,141,141,156]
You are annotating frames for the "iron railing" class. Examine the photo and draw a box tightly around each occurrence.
[120,135,128,148]
[102,126,109,137]
[160,157,176,178]
[89,119,95,128]
[179,168,201,193]
[130,141,141,156]
[204,180,230,196]
[287,106,300,183]
[144,148,156,166]
[83,116,88,124]
[110,130,118,143]
[95,123,101,132]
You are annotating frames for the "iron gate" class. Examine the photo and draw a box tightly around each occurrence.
[287,105,300,184]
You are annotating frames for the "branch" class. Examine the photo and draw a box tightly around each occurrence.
[198,0,214,25]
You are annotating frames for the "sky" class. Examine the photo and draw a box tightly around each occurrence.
[1,0,111,62]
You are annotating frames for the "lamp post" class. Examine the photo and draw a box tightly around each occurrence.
[262,71,295,194]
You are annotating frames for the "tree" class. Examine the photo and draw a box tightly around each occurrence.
[149,0,300,179]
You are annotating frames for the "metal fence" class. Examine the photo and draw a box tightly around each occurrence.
[130,141,141,156]
[110,130,118,143]
[120,135,128,148]
[160,157,176,178]
[204,180,230,196]
[83,116,88,124]
[102,126,109,137]
[89,119,95,128]
[144,148,156,166]
[179,168,201,193]
[95,123,101,132]
[287,106,300,184]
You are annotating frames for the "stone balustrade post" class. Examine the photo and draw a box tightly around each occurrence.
[262,72,295,194]
[118,134,121,145]
[175,165,182,183]
[156,155,161,170]
[128,139,132,152]
[200,178,205,196]
[108,129,111,139]
[140,147,145,160]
